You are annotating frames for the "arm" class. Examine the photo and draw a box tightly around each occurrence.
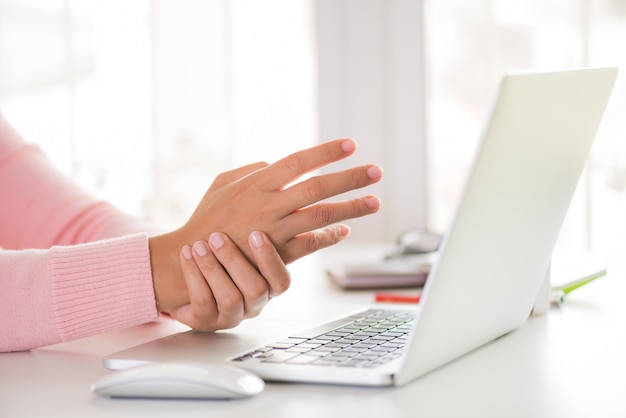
[0,115,381,350]
[0,115,161,352]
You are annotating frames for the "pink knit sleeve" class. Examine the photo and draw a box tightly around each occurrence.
[0,115,160,352]
[0,234,158,352]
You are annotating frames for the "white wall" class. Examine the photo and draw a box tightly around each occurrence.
[315,0,427,243]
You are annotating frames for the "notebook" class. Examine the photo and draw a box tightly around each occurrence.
[104,67,617,387]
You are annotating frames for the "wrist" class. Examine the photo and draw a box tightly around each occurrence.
[148,231,189,311]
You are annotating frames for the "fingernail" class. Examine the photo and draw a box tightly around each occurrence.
[250,231,265,248]
[182,245,193,260]
[366,196,380,210]
[209,233,225,249]
[338,225,351,238]
[367,165,382,180]
[341,139,356,153]
[193,240,209,256]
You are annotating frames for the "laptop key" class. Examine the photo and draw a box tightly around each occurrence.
[286,356,319,365]
[290,319,356,339]
[261,351,301,363]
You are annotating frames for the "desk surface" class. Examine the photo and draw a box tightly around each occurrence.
[2,244,626,418]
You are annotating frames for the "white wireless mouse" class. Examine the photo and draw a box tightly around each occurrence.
[91,362,265,400]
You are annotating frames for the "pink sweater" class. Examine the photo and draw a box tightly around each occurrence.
[0,115,159,352]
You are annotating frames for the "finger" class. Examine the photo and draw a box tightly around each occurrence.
[248,231,291,298]
[176,245,218,331]
[207,233,270,318]
[275,195,380,244]
[255,138,357,191]
[280,164,382,211]
[280,224,351,265]
[208,161,268,191]
[191,240,245,329]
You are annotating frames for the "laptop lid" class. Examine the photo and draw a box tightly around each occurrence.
[394,67,617,386]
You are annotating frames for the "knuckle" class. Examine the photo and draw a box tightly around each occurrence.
[303,177,324,200]
[193,292,215,308]
[282,154,305,177]
[305,230,324,253]
[313,203,332,227]
[186,311,217,332]
[243,282,270,301]
[349,197,365,216]
[272,272,292,296]
[219,291,244,311]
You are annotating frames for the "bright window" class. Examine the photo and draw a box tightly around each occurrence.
[0,0,152,217]
[0,0,315,230]
[423,0,626,253]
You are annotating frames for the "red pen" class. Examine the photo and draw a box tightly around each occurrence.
[375,292,421,304]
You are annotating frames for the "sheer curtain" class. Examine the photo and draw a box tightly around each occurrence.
[0,0,153,217]
[423,0,626,253]
[0,0,316,231]
[149,0,316,229]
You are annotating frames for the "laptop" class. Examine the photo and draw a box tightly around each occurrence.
[105,67,617,387]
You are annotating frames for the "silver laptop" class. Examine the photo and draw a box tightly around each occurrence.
[105,67,617,387]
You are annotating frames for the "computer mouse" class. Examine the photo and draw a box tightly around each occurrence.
[91,362,265,400]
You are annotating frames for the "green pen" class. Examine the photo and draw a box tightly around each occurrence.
[550,269,607,306]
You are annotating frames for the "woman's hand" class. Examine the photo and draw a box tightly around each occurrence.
[150,138,382,311]
[164,230,314,331]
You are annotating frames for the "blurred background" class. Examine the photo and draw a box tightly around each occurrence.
[0,0,624,255]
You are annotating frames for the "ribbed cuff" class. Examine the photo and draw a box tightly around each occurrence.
[48,233,158,342]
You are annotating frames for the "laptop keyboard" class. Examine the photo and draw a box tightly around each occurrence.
[232,309,416,368]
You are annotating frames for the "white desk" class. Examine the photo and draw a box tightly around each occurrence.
[2,245,626,418]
